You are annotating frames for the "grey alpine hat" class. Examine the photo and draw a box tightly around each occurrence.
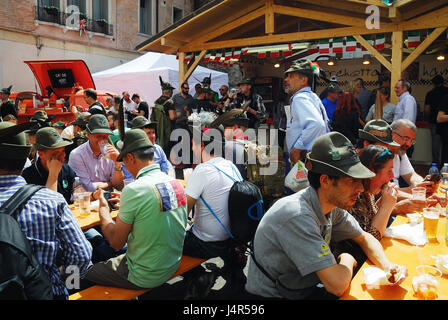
[327,82,343,93]
[71,112,91,127]
[306,132,375,179]
[86,114,113,134]
[210,109,249,128]
[131,116,157,129]
[0,122,32,159]
[34,127,73,150]
[359,119,400,147]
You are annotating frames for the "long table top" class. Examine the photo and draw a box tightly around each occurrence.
[340,214,448,300]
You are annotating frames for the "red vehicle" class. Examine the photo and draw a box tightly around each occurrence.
[10,60,116,124]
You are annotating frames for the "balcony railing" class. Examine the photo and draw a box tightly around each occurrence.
[35,6,113,36]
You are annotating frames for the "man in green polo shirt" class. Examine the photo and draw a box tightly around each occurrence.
[85,129,188,289]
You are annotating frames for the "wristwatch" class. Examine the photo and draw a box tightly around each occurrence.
[114,164,122,171]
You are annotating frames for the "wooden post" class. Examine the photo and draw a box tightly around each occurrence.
[374,90,383,120]
[178,52,186,87]
[390,31,403,105]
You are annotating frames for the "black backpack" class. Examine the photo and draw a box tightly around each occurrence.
[0,184,53,300]
[200,164,264,244]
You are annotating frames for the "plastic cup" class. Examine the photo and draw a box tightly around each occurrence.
[422,207,440,239]
[123,178,134,187]
[412,187,426,201]
[78,192,91,216]
[98,140,110,159]
[414,265,442,300]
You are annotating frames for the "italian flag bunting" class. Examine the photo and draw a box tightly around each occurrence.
[407,31,421,48]
[319,39,330,54]
[258,51,267,59]
[203,50,211,62]
[332,37,344,53]
[361,35,373,51]
[233,47,242,59]
[183,52,193,63]
[375,34,385,50]
[214,49,222,61]
[307,42,319,55]
[224,48,233,60]
[345,36,357,52]
[242,47,249,55]
[282,43,293,57]
[270,49,280,58]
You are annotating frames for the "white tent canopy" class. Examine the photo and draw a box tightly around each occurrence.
[92,52,229,106]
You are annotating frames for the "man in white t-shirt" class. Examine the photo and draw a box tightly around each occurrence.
[122,91,138,127]
[183,126,247,295]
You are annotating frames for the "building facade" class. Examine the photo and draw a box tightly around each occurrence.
[0,0,194,92]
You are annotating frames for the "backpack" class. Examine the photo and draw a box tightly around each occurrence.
[200,163,264,244]
[150,99,173,153]
[0,184,53,300]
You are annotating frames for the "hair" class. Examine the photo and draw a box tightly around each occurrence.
[297,72,313,87]
[114,96,121,104]
[3,114,17,121]
[84,88,97,100]
[106,96,113,102]
[308,170,340,190]
[359,144,394,173]
[347,79,362,96]
[130,146,154,161]
[390,118,417,132]
[354,78,365,88]
[0,157,27,172]
[181,81,189,88]
[131,93,140,100]
[378,86,390,101]
[333,92,361,125]
[399,79,411,93]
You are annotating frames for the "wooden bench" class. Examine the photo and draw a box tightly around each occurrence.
[69,255,206,300]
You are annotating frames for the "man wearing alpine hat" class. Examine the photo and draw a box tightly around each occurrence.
[285,59,330,165]
[68,114,123,192]
[245,131,407,300]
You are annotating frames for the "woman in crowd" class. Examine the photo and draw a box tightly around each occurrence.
[365,87,396,124]
[331,91,364,145]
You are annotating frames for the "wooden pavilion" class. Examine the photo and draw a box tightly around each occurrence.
[136,0,448,104]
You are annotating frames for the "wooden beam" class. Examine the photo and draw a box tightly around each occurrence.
[185,6,266,49]
[353,35,392,71]
[161,37,186,48]
[401,0,446,20]
[394,0,416,8]
[388,6,402,22]
[178,52,186,88]
[343,0,388,7]
[265,0,274,34]
[402,27,447,71]
[180,24,398,52]
[390,31,403,105]
[183,50,207,83]
[272,4,367,27]
[400,6,448,31]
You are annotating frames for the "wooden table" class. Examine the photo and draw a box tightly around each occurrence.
[340,214,448,300]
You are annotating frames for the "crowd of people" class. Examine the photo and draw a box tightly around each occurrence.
[0,57,447,301]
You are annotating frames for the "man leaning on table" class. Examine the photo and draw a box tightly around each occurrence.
[84,129,188,290]
[244,132,408,300]
[68,114,124,192]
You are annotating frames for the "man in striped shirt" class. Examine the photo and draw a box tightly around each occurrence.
[0,122,92,299]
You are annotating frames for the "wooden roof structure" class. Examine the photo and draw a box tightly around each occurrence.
[136,0,448,103]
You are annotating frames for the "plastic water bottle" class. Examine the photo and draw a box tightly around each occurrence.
[429,163,439,178]
[440,163,448,190]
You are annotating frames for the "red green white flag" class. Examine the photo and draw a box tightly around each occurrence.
[332,37,344,53]
[233,47,242,59]
[308,42,319,55]
[258,51,267,58]
[224,48,232,60]
[319,39,330,54]
[407,31,421,48]
[203,50,211,62]
[361,35,373,51]
[183,52,193,63]
[345,36,357,52]
[375,34,385,50]
[282,44,293,56]
[214,49,222,61]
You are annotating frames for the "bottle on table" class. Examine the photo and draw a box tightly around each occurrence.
[72,177,86,215]
[440,163,448,191]
[429,163,439,177]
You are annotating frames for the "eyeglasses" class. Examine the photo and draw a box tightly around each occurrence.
[182,87,189,90]
[393,131,416,145]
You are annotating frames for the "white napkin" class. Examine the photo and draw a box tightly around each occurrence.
[363,266,405,290]
[90,200,99,212]
[432,254,448,275]
[383,221,428,246]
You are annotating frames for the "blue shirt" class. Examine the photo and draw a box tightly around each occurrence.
[286,87,330,152]
[393,91,417,123]
[153,143,174,174]
[0,175,92,297]
[321,98,338,122]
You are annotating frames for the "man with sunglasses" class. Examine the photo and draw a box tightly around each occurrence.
[172,82,194,128]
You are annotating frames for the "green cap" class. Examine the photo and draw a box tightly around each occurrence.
[52,121,66,129]
[131,116,157,129]
[359,119,400,147]
[86,114,113,134]
[31,110,48,122]
[237,78,252,86]
[34,127,73,150]
[116,129,154,162]
[285,59,315,76]
[210,109,249,128]
[159,76,175,91]
[306,132,375,179]
[0,122,32,159]
[71,112,91,126]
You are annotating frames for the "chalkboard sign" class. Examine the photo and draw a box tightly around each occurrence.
[48,69,75,88]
